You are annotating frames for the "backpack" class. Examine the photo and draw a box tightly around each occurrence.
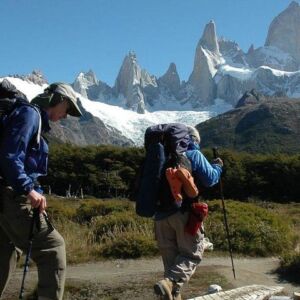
[0,79,41,145]
[135,123,193,218]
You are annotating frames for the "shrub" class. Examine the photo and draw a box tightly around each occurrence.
[46,196,298,261]
[278,252,300,283]
[76,199,134,222]
[100,232,158,258]
[52,218,100,264]
[91,211,152,241]
[46,196,78,220]
[205,200,297,256]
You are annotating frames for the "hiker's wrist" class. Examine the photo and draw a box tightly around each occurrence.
[24,184,34,196]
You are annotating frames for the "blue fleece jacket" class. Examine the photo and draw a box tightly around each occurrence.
[0,103,50,195]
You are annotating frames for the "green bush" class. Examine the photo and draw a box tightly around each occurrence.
[278,252,300,283]
[46,196,298,261]
[91,211,152,240]
[100,232,158,258]
[76,199,134,222]
[46,196,78,220]
[205,200,297,256]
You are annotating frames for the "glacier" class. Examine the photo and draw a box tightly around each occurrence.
[0,76,232,145]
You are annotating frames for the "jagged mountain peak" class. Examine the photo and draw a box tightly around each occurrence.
[161,63,179,80]
[125,51,138,65]
[72,70,113,103]
[8,2,300,118]
[218,38,248,66]
[114,51,140,88]
[187,20,224,107]
[85,69,98,84]
[74,3,300,111]
[76,70,98,85]
[265,1,300,64]
[198,20,220,54]
[8,70,48,86]
[157,62,181,99]
[288,0,299,8]
[27,70,48,85]
[247,44,255,55]
[167,62,177,73]
[114,52,155,113]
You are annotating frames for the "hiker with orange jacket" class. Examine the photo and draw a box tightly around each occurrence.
[154,126,223,300]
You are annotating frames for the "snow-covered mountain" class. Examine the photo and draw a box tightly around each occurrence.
[73,1,300,111]
[2,2,300,146]
[0,76,232,145]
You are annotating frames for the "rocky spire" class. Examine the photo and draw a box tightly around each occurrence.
[85,70,98,85]
[158,63,181,98]
[114,52,140,95]
[73,70,98,98]
[265,1,300,64]
[247,44,255,55]
[187,20,222,106]
[72,70,113,102]
[114,52,146,112]
[198,20,220,54]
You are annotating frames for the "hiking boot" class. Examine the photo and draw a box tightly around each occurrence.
[166,168,183,203]
[172,284,182,300]
[173,292,182,300]
[176,167,198,198]
[154,278,173,300]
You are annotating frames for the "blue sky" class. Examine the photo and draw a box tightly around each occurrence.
[0,0,295,86]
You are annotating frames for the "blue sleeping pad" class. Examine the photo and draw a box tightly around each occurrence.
[135,142,166,218]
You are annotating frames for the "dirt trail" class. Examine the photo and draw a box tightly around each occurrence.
[4,256,300,299]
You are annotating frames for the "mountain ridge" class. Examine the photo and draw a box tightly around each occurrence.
[197,93,300,154]
[72,1,300,112]
[2,2,300,148]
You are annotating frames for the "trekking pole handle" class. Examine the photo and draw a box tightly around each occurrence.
[213,147,218,159]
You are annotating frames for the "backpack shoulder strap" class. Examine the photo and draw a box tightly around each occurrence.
[21,101,42,145]
[0,98,42,145]
[31,105,42,145]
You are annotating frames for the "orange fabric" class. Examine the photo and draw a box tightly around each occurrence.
[165,167,199,202]
[166,168,183,202]
[176,167,198,198]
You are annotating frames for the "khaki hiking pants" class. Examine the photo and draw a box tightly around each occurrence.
[0,186,66,300]
[155,211,204,287]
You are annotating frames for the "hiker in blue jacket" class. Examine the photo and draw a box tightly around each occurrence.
[154,126,223,300]
[0,82,82,300]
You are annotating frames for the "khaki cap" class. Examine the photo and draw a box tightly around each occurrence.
[46,82,82,117]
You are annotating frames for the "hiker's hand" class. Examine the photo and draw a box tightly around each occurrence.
[213,157,223,167]
[27,190,47,213]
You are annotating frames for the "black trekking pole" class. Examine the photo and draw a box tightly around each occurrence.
[213,147,236,280]
[19,208,39,299]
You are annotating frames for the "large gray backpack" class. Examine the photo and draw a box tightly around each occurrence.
[135,123,191,217]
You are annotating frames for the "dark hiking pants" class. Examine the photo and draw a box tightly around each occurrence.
[0,185,66,300]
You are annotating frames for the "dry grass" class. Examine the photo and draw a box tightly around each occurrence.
[45,196,299,263]
[53,217,102,264]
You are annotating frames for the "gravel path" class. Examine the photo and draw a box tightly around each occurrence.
[3,256,300,299]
